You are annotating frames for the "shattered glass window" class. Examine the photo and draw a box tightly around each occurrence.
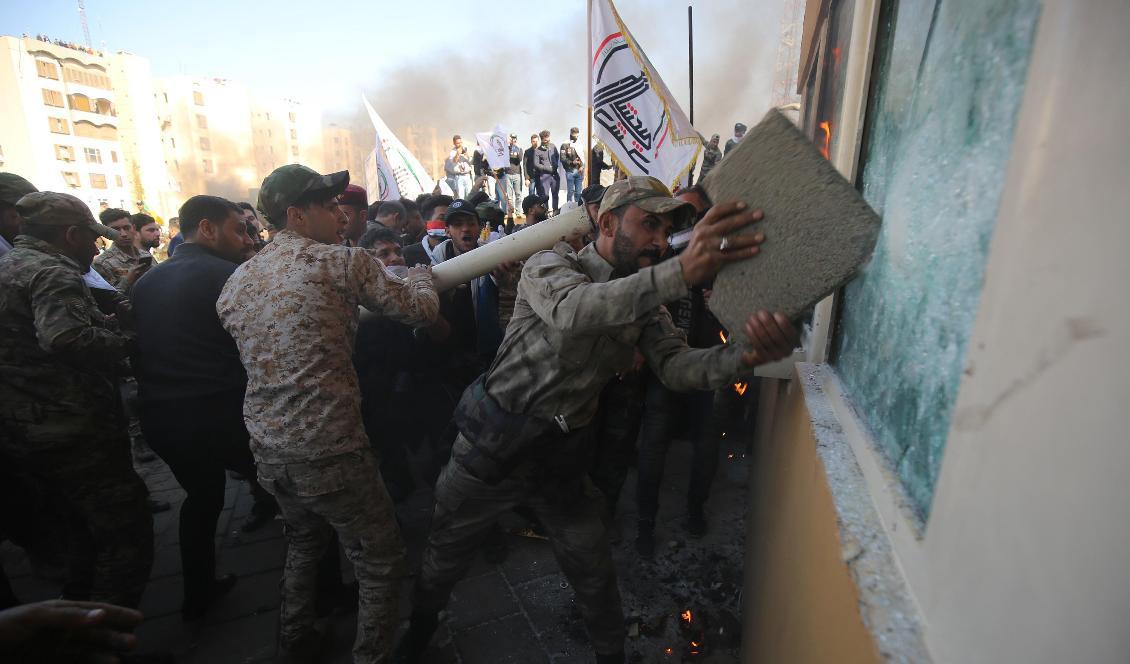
[833,0,1042,521]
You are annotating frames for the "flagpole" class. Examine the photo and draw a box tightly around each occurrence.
[688,2,694,126]
[586,0,593,188]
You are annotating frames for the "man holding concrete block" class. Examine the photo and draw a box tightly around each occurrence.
[395,176,798,664]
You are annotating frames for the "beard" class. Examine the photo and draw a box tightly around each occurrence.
[611,229,661,276]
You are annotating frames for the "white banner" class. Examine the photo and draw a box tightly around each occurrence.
[589,0,702,189]
[362,96,434,200]
[475,125,511,170]
[364,137,401,202]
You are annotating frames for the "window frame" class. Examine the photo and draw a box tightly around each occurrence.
[799,0,882,363]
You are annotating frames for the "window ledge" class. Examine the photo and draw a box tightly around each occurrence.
[795,362,931,662]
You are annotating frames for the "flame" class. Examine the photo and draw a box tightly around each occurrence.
[819,121,832,160]
[681,610,692,624]
[733,382,748,396]
[665,647,673,656]
[691,641,700,647]
[718,331,728,344]
[727,452,735,459]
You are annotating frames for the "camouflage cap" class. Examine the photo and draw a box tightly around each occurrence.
[16,191,119,241]
[475,202,505,224]
[257,164,349,224]
[0,172,38,206]
[597,176,695,230]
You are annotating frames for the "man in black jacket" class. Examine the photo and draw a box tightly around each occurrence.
[131,195,264,619]
[532,130,560,213]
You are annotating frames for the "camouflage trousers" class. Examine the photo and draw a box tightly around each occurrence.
[256,448,405,664]
[415,434,626,656]
[0,428,153,608]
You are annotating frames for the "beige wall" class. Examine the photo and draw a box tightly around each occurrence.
[742,378,882,664]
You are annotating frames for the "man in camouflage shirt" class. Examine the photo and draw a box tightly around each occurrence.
[396,177,799,664]
[699,133,723,181]
[92,207,149,292]
[217,164,440,664]
[0,192,153,608]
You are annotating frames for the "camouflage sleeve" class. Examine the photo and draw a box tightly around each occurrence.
[91,257,116,286]
[348,250,439,327]
[639,306,750,392]
[519,249,688,334]
[28,264,130,362]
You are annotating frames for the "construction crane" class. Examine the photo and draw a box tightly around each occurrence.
[77,0,92,49]
[771,0,804,109]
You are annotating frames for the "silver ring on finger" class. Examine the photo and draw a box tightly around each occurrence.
[719,236,729,252]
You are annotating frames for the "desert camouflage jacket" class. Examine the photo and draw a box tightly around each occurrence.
[92,243,142,292]
[217,230,439,465]
[483,242,750,430]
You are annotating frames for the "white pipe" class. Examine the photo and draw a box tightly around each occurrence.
[431,207,593,292]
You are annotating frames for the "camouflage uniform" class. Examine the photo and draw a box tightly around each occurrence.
[217,165,439,664]
[92,242,142,292]
[0,193,153,608]
[413,178,755,658]
[700,139,722,180]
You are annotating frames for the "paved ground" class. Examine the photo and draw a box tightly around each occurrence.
[2,434,752,664]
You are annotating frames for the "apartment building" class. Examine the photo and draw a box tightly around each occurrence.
[0,33,374,218]
[0,36,134,211]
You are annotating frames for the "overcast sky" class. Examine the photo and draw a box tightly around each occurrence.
[2,0,788,143]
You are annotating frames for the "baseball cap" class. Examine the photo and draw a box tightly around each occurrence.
[597,176,695,230]
[444,199,479,223]
[734,122,748,133]
[0,173,37,206]
[16,191,119,241]
[339,184,368,210]
[522,194,549,213]
[580,184,606,206]
[257,164,349,224]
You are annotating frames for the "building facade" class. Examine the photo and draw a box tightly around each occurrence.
[0,34,373,219]
[0,36,133,211]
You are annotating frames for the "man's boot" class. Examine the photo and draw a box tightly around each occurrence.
[391,610,439,664]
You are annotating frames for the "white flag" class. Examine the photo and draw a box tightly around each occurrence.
[589,0,702,189]
[364,137,401,202]
[475,125,511,170]
[362,96,435,200]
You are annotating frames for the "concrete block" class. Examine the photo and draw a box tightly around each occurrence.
[702,108,881,329]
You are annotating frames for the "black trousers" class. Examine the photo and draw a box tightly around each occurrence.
[635,376,721,524]
[140,402,261,603]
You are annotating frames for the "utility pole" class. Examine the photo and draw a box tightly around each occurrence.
[77,0,92,49]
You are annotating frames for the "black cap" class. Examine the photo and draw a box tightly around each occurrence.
[580,184,605,206]
[522,194,549,213]
[443,199,479,223]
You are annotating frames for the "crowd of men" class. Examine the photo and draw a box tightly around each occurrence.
[442,121,749,221]
[0,115,794,664]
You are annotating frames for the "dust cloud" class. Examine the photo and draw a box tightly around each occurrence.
[334,0,787,162]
